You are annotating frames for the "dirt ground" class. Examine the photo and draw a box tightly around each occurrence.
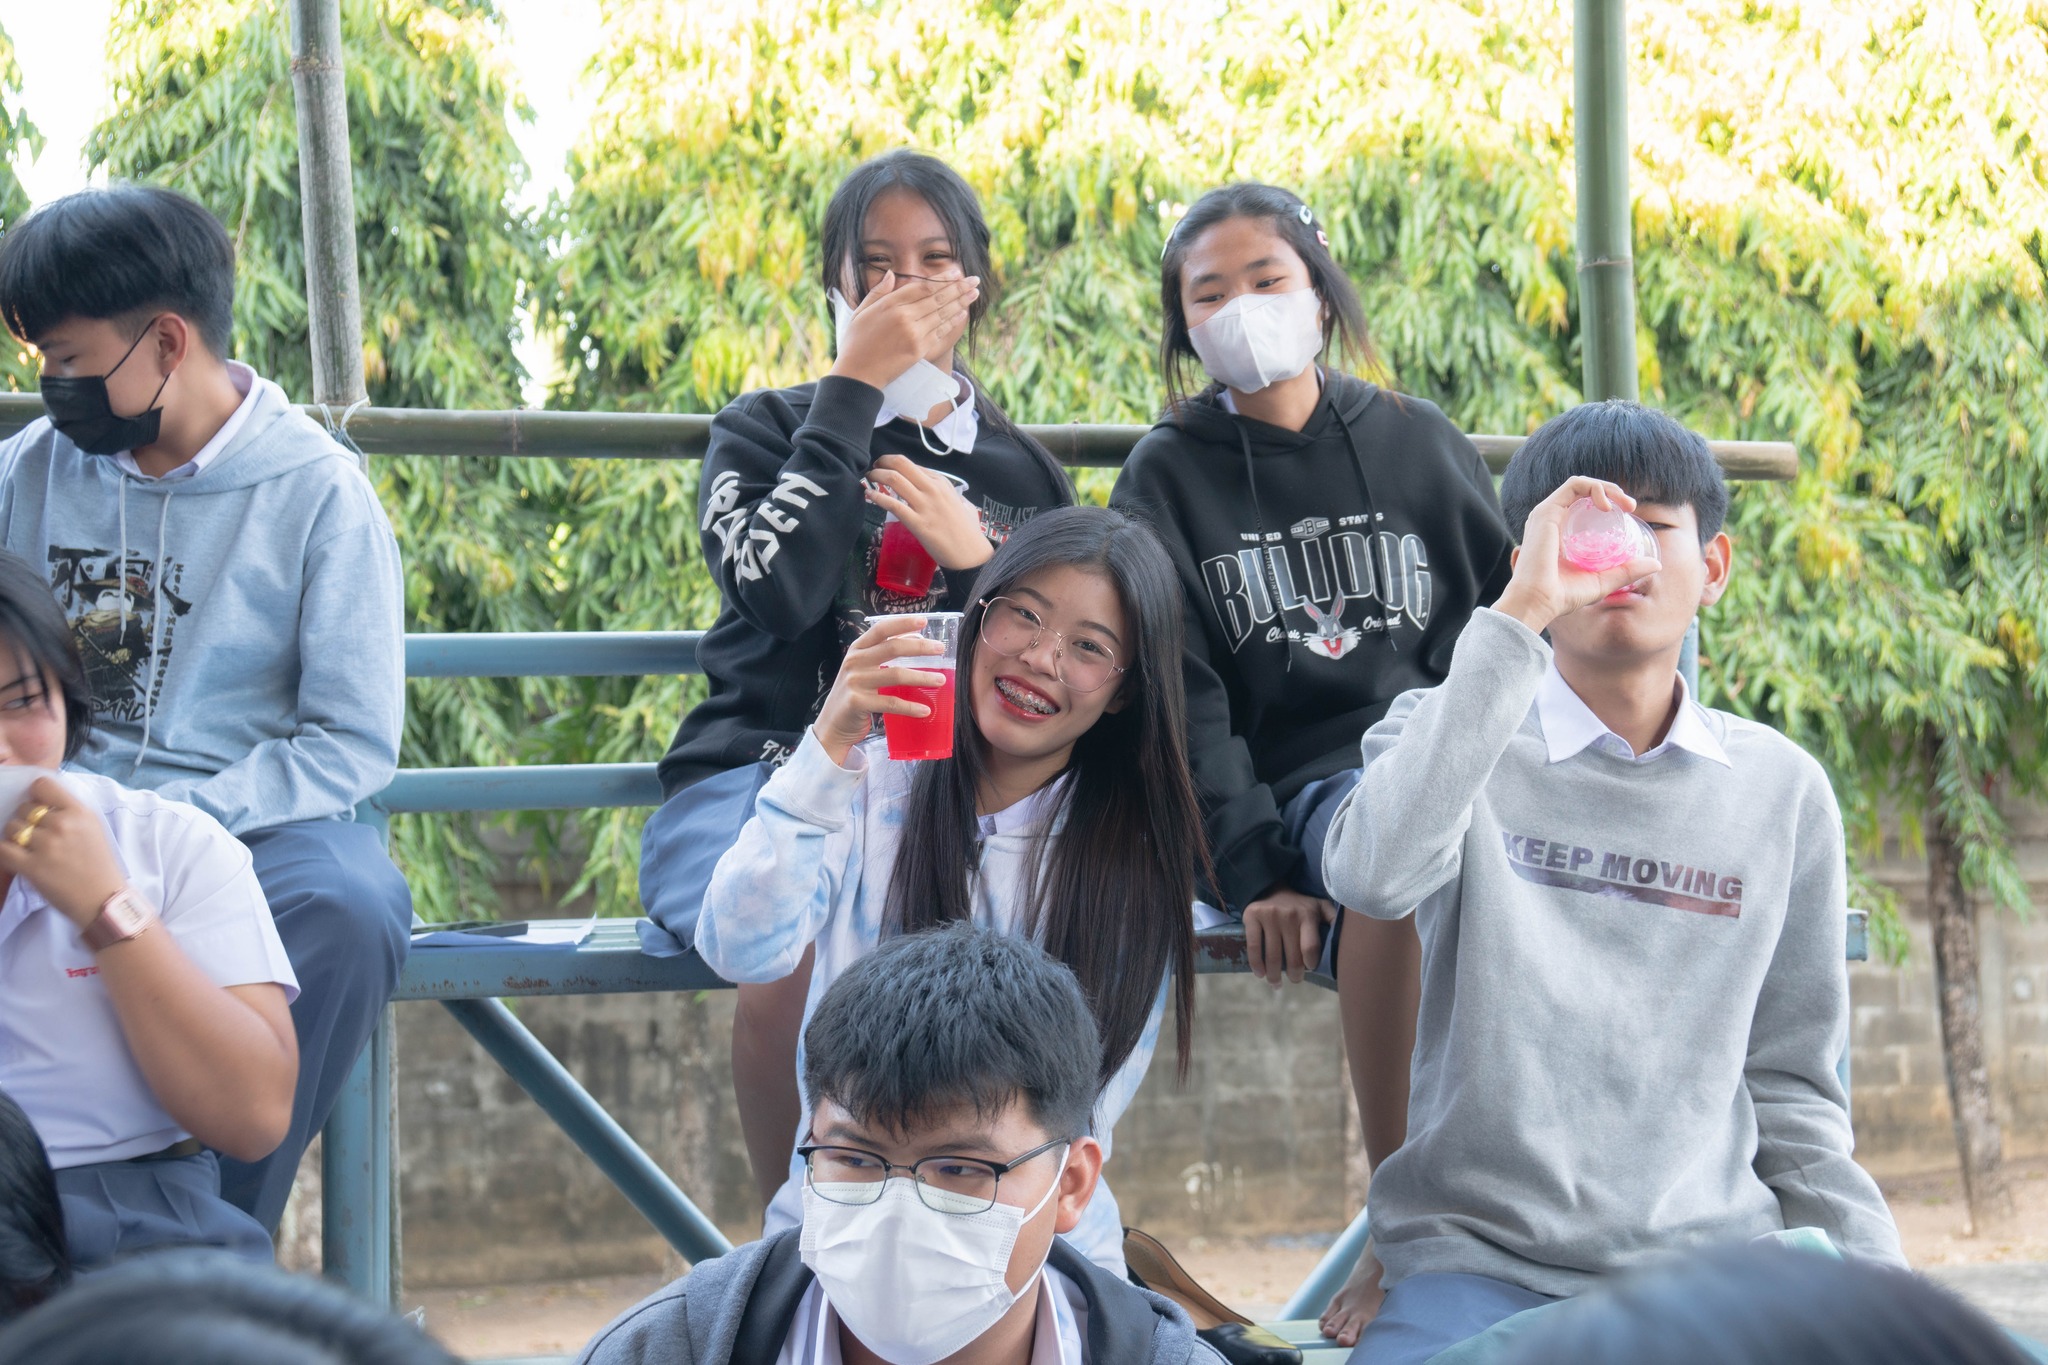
[412,1158,2048,1360]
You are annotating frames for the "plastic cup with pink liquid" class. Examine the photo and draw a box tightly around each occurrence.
[866,612,963,760]
[874,513,940,598]
[1560,497,1660,573]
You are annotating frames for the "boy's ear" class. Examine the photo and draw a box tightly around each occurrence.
[1698,530,1733,608]
[148,313,198,375]
[1051,1137,1104,1235]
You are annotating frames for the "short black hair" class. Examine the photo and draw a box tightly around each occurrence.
[0,184,236,357]
[1498,401,1729,544]
[0,1090,69,1324]
[802,924,1102,1142]
[1499,1245,2032,1365]
[0,1250,461,1365]
[0,551,91,763]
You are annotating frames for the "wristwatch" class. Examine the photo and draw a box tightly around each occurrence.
[80,888,157,952]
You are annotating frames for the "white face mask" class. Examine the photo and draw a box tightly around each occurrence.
[828,288,977,454]
[1187,287,1325,394]
[799,1151,1067,1365]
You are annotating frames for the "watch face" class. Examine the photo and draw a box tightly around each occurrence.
[107,893,149,933]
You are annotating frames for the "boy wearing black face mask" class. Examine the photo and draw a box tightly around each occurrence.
[0,185,410,1236]
[579,925,1224,1365]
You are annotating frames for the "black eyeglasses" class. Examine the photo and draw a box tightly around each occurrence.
[796,1136,1070,1216]
[978,596,1124,693]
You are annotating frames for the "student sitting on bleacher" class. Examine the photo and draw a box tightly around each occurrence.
[692,506,1203,1279]
[1320,402,1904,1365]
[578,924,1223,1365]
[0,185,409,1234]
[0,551,297,1271]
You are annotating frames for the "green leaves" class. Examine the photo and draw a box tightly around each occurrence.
[74,0,2046,931]
[0,21,40,392]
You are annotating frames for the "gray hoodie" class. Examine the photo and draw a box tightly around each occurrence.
[577,1232,1223,1365]
[0,379,402,833]
[1323,608,1903,1298]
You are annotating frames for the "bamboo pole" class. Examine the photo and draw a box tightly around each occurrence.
[0,396,1799,480]
[288,0,368,410]
[1573,0,1639,402]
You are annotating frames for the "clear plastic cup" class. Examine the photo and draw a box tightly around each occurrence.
[874,513,940,598]
[1561,497,1660,572]
[866,612,963,760]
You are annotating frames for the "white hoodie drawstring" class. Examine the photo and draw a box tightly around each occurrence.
[131,492,172,774]
[115,480,129,638]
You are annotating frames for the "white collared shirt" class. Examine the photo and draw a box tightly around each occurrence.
[777,1266,1086,1365]
[113,360,273,482]
[1533,661,1731,767]
[0,770,298,1168]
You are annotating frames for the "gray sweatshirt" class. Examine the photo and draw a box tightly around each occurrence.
[1323,608,1903,1298]
[0,381,402,834]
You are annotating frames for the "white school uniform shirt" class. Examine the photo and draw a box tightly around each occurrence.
[776,1267,1086,1365]
[0,770,298,1169]
[111,361,275,482]
[1534,662,1732,767]
[695,730,1165,1274]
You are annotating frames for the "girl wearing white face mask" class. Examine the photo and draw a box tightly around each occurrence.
[1109,183,1516,1348]
[639,151,1075,1218]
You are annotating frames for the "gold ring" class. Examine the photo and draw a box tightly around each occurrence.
[21,804,51,829]
[11,825,33,849]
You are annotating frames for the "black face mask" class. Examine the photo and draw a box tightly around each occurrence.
[39,320,172,456]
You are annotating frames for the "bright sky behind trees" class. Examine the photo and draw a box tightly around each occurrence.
[6,0,598,212]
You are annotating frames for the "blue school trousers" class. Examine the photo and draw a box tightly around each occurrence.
[57,1150,273,1269]
[637,762,774,956]
[1350,1272,1558,1365]
[214,819,413,1231]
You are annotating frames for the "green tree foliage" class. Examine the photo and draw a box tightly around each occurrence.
[552,0,2045,936]
[88,0,561,916]
[0,21,41,390]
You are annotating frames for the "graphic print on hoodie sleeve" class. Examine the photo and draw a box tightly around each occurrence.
[659,378,1073,794]
[1111,374,1515,913]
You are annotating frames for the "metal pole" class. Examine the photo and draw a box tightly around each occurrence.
[287,0,368,408]
[441,998,734,1265]
[1573,0,1638,403]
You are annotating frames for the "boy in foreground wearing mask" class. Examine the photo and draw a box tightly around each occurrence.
[0,185,410,1235]
[578,923,1222,1365]
[1321,402,1903,1364]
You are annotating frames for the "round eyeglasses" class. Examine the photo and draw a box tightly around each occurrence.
[978,597,1124,694]
[797,1137,1069,1216]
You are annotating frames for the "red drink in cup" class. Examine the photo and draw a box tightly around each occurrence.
[867,612,964,761]
[874,514,940,597]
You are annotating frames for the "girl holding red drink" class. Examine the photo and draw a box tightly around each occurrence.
[693,506,1205,1276]
[639,151,1073,1204]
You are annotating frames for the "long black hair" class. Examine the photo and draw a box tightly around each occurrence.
[818,150,1071,498]
[1157,182,1380,413]
[883,507,1206,1081]
[0,551,92,763]
[0,1091,69,1324]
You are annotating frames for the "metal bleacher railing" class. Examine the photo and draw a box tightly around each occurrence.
[0,395,1854,1343]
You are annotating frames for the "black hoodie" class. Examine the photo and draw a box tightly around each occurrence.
[659,375,1072,794]
[1110,372,1514,913]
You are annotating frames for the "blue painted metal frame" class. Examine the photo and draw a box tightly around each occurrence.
[327,628,1874,1321]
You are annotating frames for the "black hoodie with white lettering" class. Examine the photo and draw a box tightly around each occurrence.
[659,375,1072,794]
[1110,371,1514,914]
